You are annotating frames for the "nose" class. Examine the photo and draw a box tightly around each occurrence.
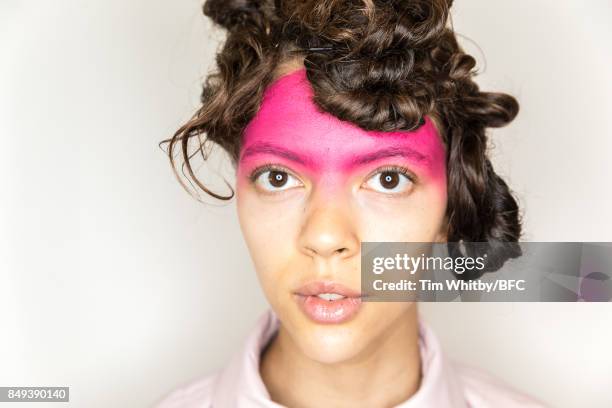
[297,191,360,261]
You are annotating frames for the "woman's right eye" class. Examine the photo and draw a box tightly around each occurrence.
[253,169,302,192]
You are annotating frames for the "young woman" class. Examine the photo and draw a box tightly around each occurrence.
[157,0,547,406]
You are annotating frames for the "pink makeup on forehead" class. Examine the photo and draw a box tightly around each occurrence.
[239,68,446,183]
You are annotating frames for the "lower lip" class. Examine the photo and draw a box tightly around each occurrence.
[294,294,362,324]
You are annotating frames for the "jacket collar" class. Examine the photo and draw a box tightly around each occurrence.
[211,308,467,408]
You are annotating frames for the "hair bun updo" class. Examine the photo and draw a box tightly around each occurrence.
[277,0,453,132]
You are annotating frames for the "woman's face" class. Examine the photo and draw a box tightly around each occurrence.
[236,69,448,364]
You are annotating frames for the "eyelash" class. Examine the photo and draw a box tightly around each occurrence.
[248,163,299,184]
[366,165,417,184]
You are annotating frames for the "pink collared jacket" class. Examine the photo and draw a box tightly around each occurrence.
[155,309,548,408]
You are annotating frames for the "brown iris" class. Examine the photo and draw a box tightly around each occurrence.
[268,170,288,187]
[379,171,399,189]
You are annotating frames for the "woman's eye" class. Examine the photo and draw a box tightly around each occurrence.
[254,169,302,192]
[364,170,413,194]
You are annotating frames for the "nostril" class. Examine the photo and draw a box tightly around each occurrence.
[304,246,348,257]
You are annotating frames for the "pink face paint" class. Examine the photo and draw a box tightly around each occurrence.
[237,68,446,193]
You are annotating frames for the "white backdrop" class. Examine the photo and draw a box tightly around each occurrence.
[1,1,611,407]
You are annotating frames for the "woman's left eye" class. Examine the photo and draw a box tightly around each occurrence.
[252,168,302,192]
[364,169,414,194]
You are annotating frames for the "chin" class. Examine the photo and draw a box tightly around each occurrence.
[297,322,370,364]
[279,300,383,363]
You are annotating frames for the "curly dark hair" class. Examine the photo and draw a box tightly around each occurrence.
[162,0,523,279]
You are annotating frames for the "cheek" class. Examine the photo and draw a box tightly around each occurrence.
[236,181,303,282]
[357,186,448,242]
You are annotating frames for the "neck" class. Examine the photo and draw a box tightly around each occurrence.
[260,307,422,408]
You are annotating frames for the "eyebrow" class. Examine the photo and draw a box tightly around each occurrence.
[350,146,428,166]
[239,143,428,166]
[240,142,312,165]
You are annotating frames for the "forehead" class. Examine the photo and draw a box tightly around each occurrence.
[241,69,445,167]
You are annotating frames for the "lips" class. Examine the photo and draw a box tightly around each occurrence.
[293,281,363,324]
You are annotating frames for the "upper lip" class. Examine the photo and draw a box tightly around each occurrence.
[294,280,363,298]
